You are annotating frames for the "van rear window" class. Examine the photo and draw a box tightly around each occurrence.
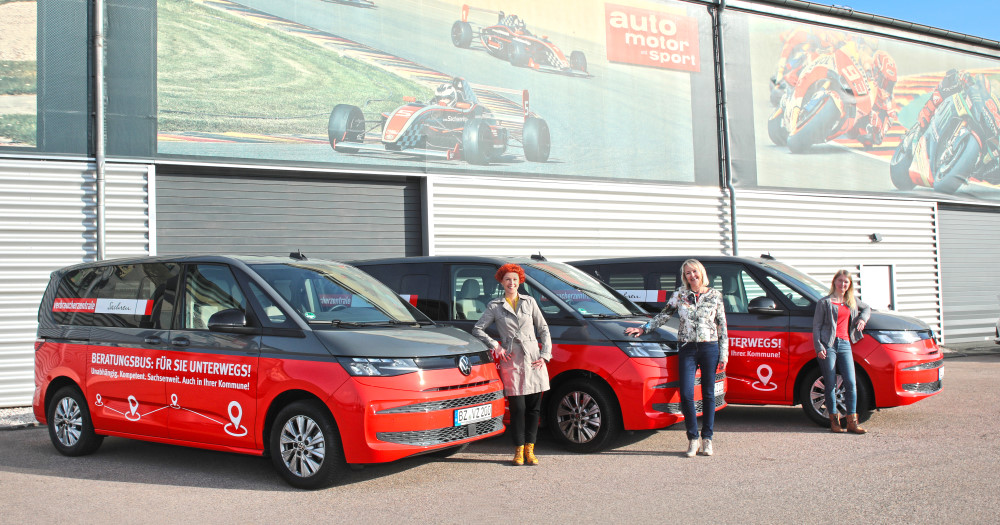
[53,263,180,328]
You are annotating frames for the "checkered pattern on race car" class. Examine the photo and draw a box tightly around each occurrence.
[395,126,424,148]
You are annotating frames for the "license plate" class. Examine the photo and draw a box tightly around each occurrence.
[939,367,944,381]
[715,380,725,396]
[454,404,492,427]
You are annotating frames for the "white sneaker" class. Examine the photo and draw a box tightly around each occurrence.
[699,439,713,456]
[685,438,700,457]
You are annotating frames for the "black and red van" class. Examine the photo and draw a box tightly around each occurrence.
[352,256,727,452]
[570,255,944,425]
[33,254,504,489]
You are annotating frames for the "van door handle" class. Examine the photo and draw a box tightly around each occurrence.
[144,336,163,345]
[171,337,190,347]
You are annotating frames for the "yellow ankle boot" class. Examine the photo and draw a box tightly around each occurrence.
[512,445,524,466]
[525,443,538,466]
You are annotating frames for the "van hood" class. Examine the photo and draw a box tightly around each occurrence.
[865,311,932,331]
[589,317,678,344]
[314,324,488,357]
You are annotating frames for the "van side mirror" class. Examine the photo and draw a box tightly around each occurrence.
[208,309,257,335]
[748,297,784,315]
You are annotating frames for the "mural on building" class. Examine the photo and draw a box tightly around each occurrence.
[0,0,36,148]
[738,14,1000,200]
[155,0,714,182]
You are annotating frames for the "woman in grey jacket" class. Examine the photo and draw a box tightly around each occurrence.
[473,263,552,466]
[812,270,871,434]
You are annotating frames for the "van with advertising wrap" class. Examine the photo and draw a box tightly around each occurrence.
[570,255,944,425]
[33,254,505,489]
[351,256,727,452]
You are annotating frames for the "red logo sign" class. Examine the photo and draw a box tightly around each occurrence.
[605,4,700,72]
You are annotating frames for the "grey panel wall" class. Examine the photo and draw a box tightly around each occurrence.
[155,172,422,260]
[938,206,1000,344]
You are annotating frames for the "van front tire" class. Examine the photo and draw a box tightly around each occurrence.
[270,401,346,490]
[798,366,872,427]
[47,386,104,457]
[546,379,620,453]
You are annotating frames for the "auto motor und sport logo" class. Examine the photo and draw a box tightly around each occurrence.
[605,3,700,72]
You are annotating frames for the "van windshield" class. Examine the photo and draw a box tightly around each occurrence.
[251,262,422,325]
[524,262,645,317]
[760,260,828,300]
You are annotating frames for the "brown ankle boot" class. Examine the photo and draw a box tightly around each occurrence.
[846,414,867,434]
[512,445,525,466]
[829,413,846,433]
[525,443,538,465]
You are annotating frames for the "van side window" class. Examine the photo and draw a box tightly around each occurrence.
[766,276,812,308]
[52,263,179,328]
[704,264,770,315]
[248,281,291,326]
[607,272,644,289]
[451,265,497,321]
[182,265,247,330]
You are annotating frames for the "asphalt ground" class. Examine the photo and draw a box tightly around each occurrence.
[1,343,998,523]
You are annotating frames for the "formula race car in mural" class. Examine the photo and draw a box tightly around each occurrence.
[328,77,551,165]
[450,5,588,76]
[768,37,898,153]
[890,70,1000,193]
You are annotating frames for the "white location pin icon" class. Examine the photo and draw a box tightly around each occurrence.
[128,395,139,415]
[228,401,242,429]
[756,364,773,386]
[170,393,178,407]
[95,393,103,406]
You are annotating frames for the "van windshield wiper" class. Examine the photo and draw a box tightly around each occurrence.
[309,320,365,328]
[582,313,632,319]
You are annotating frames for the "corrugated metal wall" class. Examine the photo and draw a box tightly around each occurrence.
[427,175,733,259]
[734,190,942,338]
[938,205,1000,344]
[0,160,150,407]
[155,172,422,260]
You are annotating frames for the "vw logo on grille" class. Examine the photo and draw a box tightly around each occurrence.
[458,355,472,376]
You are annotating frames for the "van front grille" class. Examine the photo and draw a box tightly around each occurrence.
[376,417,503,446]
[377,390,503,414]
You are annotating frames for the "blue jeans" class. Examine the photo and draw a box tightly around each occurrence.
[820,337,857,415]
[678,341,720,440]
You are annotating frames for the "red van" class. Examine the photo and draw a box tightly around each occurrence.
[33,255,504,488]
[352,256,727,452]
[571,255,943,425]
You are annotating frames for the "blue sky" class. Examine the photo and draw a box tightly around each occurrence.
[813,0,1000,43]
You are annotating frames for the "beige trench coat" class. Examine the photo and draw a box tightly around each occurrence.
[472,294,552,396]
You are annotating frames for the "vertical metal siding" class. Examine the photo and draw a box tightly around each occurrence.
[0,160,150,407]
[938,206,1000,344]
[427,175,733,260]
[734,190,943,338]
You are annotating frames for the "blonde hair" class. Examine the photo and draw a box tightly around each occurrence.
[829,270,857,310]
[680,259,710,291]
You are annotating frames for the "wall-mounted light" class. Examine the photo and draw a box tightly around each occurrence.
[869,233,883,243]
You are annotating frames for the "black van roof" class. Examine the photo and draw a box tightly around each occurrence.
[51,254,350,273]
[351,255,552,265]
[569,255,777,265]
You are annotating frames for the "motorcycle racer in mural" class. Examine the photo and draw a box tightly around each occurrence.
[768,28,848,107]
[890,69,1000,193]
[451,5,588,76]
[768,38,898,154]
[327,77,551,165]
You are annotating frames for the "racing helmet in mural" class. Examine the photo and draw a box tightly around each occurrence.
[871,50,898,93]
[434,83,457,106]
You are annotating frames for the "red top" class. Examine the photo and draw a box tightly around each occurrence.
[833,301,850,340]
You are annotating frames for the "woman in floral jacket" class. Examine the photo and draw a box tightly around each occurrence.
[625,259,727,457]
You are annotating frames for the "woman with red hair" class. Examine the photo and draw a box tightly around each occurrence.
[473,263,552,466]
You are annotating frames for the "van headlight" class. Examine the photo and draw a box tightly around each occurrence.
[338,357,420,376]
[867,330,932,344]
[615,341,675,358]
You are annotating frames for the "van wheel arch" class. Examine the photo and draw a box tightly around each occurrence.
[263,390,334,457]
[43,376,84,423]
